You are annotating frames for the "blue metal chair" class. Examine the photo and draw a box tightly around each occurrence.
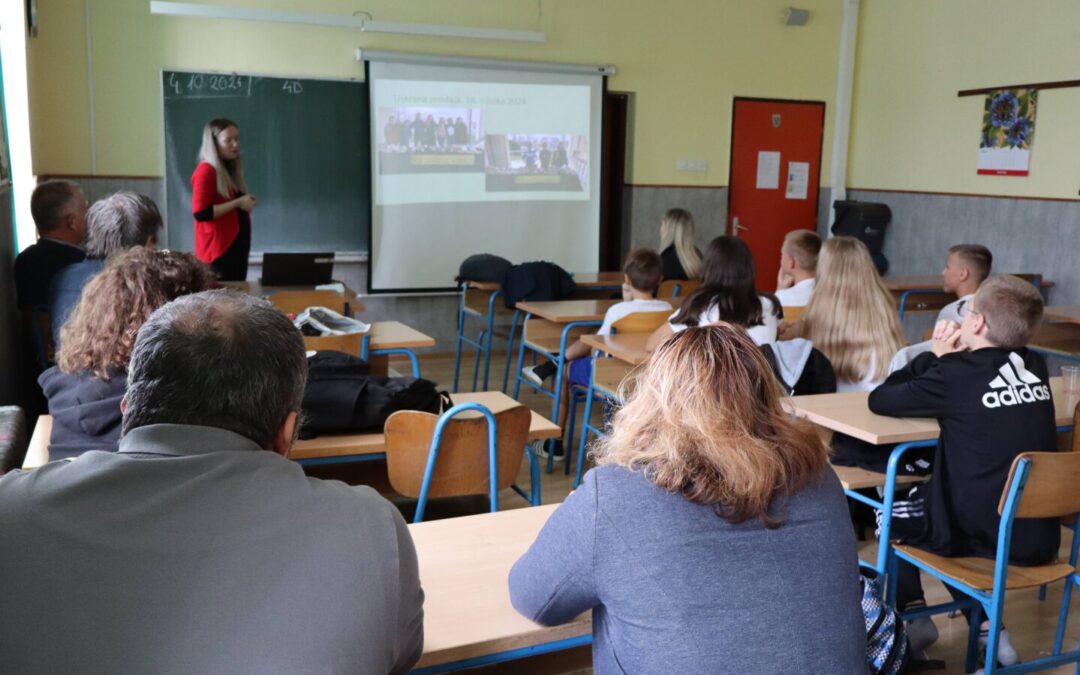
[453,284,509,393]
[384,402,540,523]
[886,451,1080,674]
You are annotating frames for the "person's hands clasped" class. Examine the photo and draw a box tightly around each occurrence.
[931,319,964,357]
[237,194,258,212]
[776,266,794,291]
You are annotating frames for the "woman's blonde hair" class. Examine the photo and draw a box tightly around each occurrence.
[593,323,829,527]
[799,236,905,384]
[58,247,215,379]
[197,117,247,198]
[659,208,703,279]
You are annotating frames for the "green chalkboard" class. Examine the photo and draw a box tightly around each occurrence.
[162,70,370,254]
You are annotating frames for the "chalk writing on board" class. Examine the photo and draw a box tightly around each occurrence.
[165,72,253,98]
[281,80,303,95]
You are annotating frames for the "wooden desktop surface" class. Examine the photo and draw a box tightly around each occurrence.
[368,321,436,351]
[516,299,619,323]
[24,393,560,468]
[221,280,358,300]
[1044,306,1080,325]
[410,503,589,668]
[882,275,1051,293]
[1030,322,1080,358]
[571,271,623,288]
[787,377,1073,445]
[581,333,651,366]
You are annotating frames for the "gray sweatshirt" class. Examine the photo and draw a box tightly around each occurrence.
[509,464,866,674]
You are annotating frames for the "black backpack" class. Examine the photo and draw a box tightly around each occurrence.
[456,254,513,284]
[300,351,449,437]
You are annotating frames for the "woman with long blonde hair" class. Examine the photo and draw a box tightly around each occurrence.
[792,236,905,391]
[191,117,257,280]
[510,324,864,673]
[659,207,703,280]
[38,247,215,459]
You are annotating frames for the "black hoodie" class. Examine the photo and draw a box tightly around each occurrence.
[868,347,1059,564]
[38,367,126,460]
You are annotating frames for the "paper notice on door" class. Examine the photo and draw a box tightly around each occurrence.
[755,151,780,189]
[785,161,809,200]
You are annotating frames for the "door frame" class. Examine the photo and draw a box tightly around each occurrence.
[600,89,630,271]
[725,96,827,236]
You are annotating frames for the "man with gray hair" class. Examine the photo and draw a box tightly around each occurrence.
[48,191,163,342]
[0,290,425,674]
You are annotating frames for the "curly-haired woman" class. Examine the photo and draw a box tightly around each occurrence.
[510,324,865,674]
[38,247,215,459]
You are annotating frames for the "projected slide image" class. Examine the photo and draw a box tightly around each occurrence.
[484,134,588,192]
[377,106,485,175]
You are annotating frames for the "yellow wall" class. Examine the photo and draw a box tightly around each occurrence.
[27,0,844,185]
[849,0,1080,198]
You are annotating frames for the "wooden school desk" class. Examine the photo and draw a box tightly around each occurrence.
[23,392,560,472]
[580,332,651,367]
[511,300,620,426]
[363,320,436,378]
[786,378,1076,575]
[884,274,1052,320]
[221,280,363,314]
[1031,307,1080,364]
[409,504,590,674]
[454,272,623,394]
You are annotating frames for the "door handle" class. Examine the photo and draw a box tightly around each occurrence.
[733,216,749,237]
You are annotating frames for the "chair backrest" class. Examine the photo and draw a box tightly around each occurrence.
[999,451,1080,519]
[267,290,346,316]
[611,310,671,334]
[658,279,701,299]
[384,404,531,501]
[302,333,363,356]
[782,305,805,322]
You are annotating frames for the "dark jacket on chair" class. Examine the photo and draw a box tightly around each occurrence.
[500,262,576,309]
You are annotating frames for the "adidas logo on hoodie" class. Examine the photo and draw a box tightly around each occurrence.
[982,352,1051,409]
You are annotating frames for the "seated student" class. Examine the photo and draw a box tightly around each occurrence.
[522,248,671,450]
[785,236,905,392]
[868,275,1057,666]
[0,290,424,673]
[12,180,89,312]
[38,248,214,459]
[938,243,992,324]
[510,324,865,674]
[658,207,703,281]
[774,229,821,307]
[646,235,780,351]
[49,191,163,343]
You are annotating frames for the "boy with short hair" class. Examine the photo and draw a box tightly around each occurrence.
[523,248,671,454]
[868,274,1057,665]
[938,243,993,324]
[774,229,821,307]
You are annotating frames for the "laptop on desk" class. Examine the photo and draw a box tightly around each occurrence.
[261,252,335,286]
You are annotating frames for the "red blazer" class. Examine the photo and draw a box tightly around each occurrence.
[191,162,239,263]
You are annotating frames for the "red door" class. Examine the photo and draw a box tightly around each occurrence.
[728,98,825,291]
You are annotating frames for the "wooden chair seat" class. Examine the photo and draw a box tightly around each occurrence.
[831,464,927,491]
[782,305,805,322]
[893,544,1074,591]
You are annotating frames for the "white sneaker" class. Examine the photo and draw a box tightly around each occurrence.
[980,628,1019,667]
[521,366,545,388]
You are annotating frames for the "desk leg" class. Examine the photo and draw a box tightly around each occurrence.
[575,363,597,489]
[512,313,532,401]
[502,309,521,394]
[453,290,466,392]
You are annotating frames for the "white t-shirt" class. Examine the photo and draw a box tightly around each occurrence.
[599,298,674,336]
[669,295,779,345]
[936,293,973,325]
[775,278,815,308]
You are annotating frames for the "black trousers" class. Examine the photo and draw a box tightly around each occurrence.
[210,219,251,282]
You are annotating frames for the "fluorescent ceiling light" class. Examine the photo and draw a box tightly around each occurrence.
[149,1,546,43]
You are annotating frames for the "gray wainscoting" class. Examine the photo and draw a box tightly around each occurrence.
[849,189,1080,307]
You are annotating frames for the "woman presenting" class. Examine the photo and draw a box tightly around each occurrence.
[191,118,257,281]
